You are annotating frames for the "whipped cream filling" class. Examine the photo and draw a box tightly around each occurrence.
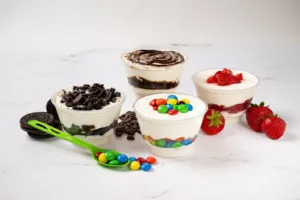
[134,93,207,121]
[193,69,259,92]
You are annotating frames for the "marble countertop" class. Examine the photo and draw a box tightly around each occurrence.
[1,44,299,200]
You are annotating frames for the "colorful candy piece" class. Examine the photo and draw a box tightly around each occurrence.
[150,140,156,145]
[130,161,140,170]
[172,142,182,148]
[109,160,120,165]
[167,95,178,100]
[149,99,157,106]
[140,163,152,171]
[165,138,173,141]
[166,104,173,110]
[186,104,193,111]
[105,151,116,161]
[98,153,108,163]
[158,105,168,114]
[178,101,186,104]
[117,154,128,163]
[178,104,188,113]
[182,138,191,145]
[146,156,157,164]
[181,98,190,104]
[153,106,158,111]
[156,139,167,147]
[167,98,177,105]
[175,137,185,142]
[168,109,178,115]
[165,141,174,148]
[156,98,167,106]
[136,157,147,165]
[95,152,102,158]
[129,157,136,162]
[172,104,179,110]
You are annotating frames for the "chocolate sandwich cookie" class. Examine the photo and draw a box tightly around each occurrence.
[20,112,56,138]
[46,99,59,120]
[115,111,141,141]
[127,76,179,90]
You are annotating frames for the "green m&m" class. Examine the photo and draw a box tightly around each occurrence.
[178,104,188,113]
[172,104,179,111]
[156,139,167,147]
[158,105,168,114]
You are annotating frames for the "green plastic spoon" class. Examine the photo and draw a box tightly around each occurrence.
[27,120,130,168]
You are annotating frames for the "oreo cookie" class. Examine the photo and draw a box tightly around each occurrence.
[19,112,56,138]
[46,99,59,120]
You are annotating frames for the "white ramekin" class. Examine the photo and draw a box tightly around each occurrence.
[51,88,125,147]
[133,93,207,157]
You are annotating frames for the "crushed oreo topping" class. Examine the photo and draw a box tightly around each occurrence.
[115,111,141,141]
[60,83,121,110]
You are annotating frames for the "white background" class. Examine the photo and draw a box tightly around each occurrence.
[1,0,300,51]
[1,1,300,200]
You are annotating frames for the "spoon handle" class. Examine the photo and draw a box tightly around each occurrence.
[28,120,97,151]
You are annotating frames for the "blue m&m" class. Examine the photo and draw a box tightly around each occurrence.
[167,95,178,100]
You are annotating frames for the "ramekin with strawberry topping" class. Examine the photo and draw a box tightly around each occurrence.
[192,68,259,124]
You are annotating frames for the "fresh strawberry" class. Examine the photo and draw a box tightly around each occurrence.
[261,115,286,140]
[246,102,273,132]
[222,68,233,75]
[207,75,217,83]
[235,73,243,81]
[201,109,225,135]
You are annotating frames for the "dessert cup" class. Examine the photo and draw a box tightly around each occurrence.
[122,49,187,99]
[133,93,207,157]
[51,87,125,147]
[192,69,259,124]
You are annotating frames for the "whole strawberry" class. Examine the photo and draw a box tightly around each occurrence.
[201,109,225,135]
[246,102,273,132]
[261,115,286,140]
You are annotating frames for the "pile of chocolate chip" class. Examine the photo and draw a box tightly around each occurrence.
[60,83,121,110]
[115,111,141,140]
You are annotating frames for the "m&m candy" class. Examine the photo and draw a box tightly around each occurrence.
[105,151,116,161]
[109,160,120,165]
[98,153,108,163]
[156,98,167,106]
[172,104,179,110]
[178,104,188,113]
[172,142,182,148]
[168,109,178,115]
[117,154,128,163]
[140,163,152,172]
[167,98,177,105]
[186,104,193,111]
[156,139,166,147]
[158,105,168,114]
[129,157,136,162]
[130,161,140,170]
[167,95,178,100]
[181,98,190,104]
[136,157,147,165]
[95,152,102,158]
[146,156,157,164]
[153,106,158,111]
[149,99,157,106]
[166,104,173,110]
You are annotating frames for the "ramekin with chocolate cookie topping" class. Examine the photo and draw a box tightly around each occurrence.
[51,83,125,146]
[122,49,187,98]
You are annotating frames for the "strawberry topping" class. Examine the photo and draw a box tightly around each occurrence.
[206,68,243,86]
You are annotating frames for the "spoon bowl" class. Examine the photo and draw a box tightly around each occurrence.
[28,120,130,168]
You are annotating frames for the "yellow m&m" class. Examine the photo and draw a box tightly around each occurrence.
[167,98,177,105]
[98,153,108,163]
[130,161,140,170]
[181,98,190,104]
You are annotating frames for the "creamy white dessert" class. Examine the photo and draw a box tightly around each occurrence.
[122,49,186,98]
[52,85,125,147]
[133,93,207,157]
[193,69,259,123]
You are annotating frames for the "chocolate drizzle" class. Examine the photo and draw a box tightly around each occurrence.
[128,76,179,89]
[126,50,184,67]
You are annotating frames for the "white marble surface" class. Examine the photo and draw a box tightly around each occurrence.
[1,44,300,200]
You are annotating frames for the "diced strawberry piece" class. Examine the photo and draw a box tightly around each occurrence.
[235,73,243,81]
[222,68,233,75]
[206,76,217,83]
[216,74,229,86]
[214,70,222,75]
